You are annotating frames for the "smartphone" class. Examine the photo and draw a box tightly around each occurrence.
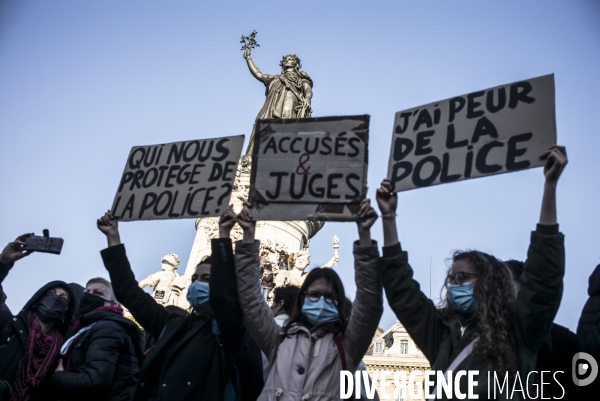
[23,230,64,255]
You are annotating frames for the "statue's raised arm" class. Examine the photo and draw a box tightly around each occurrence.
[240,30,314,153]
[241,30,264,82]
[243,48,266,83]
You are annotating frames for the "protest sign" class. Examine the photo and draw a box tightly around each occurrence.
[387,74,556,192]
[112,136,244,221]
[250,115,369,221]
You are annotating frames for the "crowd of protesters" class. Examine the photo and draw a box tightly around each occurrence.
[0,145,598,400]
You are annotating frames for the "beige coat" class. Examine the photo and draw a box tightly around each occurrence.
[234,240,383,401]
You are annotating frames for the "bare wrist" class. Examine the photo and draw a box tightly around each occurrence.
[382,216,397,225]
[242,228,255,243]
[357,226,371,234]
[358,229,372,247]
[219,229,231,239]
[106,233,121,247]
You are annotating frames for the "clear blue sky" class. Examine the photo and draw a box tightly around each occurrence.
[1,0,598,332]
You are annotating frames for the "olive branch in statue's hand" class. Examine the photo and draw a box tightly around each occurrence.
[240,30,260,53]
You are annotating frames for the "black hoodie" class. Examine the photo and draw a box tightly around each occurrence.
[0,278,76,390]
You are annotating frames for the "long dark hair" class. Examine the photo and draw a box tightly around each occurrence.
[283,268,347,335]
[439,250,519,374]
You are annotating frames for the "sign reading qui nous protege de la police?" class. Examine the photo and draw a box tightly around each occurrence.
[111,136,245,221]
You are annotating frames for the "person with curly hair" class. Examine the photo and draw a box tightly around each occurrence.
[377,145,567,400]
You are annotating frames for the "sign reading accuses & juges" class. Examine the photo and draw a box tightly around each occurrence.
[112,136,244,221]
[250,116,369,221]
[387,74,556,192]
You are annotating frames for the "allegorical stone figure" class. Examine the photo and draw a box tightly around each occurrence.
[272,250,311,290]
[243,46,313,153]
[139,253,181,305]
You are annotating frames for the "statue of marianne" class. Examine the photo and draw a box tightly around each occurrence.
[243,46,313,154]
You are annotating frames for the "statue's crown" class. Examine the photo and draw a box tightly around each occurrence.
[280,54,301,70]
[161,253,180,268]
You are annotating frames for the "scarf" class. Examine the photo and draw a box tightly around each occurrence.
[10,311,63,401]
[71,305,123,334]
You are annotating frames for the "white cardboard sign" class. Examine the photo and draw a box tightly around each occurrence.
[250,115,369,221]
[387,74,556,192]
[112,135,244,221]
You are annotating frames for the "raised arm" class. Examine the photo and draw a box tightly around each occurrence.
[377,180,399,247]
[97,211,170,338]
[234,203,281,358]
[376,179,445,364]
[344,199,384,370]
[209,205,244,348]
[514,146,567,353]
[0,233,34,284]
[243,48,267,83]
[356,198,376,247]
[539,145,568,225]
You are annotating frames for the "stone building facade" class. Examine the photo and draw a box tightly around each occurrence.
[364,321,431,401]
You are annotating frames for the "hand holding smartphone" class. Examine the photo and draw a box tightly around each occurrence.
[23,229,64,255]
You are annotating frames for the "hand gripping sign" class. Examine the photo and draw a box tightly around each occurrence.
[387,74,556,192]
[111,136,245,221]
[249,115,370,221]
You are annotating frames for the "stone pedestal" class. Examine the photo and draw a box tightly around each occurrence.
[174,155,324,309]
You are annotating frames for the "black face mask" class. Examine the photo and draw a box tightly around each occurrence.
[35,294,68,325]
[78,292,107,316]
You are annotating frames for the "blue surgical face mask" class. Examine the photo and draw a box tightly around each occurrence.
[447,282,478,314]
[187,281,210,313]
[302,296,339,325]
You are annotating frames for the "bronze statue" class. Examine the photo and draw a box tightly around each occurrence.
[241,31,313,153]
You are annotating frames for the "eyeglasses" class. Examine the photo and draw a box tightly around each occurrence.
[304,291,339,305]
[445,272,478,286]
[191,275,210,283]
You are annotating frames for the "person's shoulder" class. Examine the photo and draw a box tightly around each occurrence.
[162,313,192,332]
[0,307,14,329]
[92,317,123,331]
[93,315,139,334]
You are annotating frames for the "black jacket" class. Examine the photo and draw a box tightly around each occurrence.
[576,263,600,394]
[577,263,600,360]
[536,323,581,399]
[48,309,145,401]
[101,238,246,401]
[0,266,76,398]
[381,225,565,400]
